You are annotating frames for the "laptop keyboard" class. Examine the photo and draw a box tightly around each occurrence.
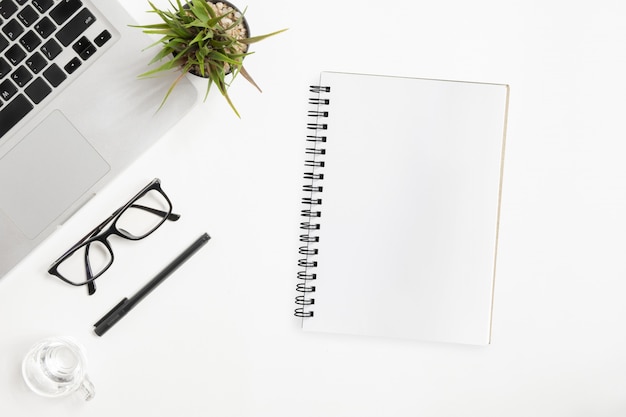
[0,0,112,139]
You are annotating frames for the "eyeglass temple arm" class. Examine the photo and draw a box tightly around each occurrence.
[85,243,98,296]
[130,204,181,221]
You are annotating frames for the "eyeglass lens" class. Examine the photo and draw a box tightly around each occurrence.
[115,188,172,239]
[56,241,112,285]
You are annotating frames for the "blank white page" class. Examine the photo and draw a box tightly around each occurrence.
[298,72,509,345]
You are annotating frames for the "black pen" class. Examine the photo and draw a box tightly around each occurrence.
[94,232,211,336]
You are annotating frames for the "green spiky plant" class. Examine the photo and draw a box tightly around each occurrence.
[134,0,287,117]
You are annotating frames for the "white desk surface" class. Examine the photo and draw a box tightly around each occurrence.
[2,0,626,415]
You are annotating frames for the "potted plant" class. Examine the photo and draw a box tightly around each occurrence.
[134,0,287,117]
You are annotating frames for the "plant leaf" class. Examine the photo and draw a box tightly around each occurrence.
[240,28,288,44]
[239,66,262,93]
[190,2,210,24]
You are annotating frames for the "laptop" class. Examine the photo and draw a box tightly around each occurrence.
[0,0,197,278]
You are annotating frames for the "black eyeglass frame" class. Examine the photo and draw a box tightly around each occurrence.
[47,178,180,295]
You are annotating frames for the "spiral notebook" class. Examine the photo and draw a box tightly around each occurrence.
[295,71,509,345]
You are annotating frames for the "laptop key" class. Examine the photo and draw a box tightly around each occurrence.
[63,56,80,74]
[94,30,111,47]
[2,18,23,41]
[0,78,17,100]
[15,0,27,5]
[24,76,51,104]
[55,8,95,46]
[34,16,56,39]
[32,0,54,14]
[25,51,46,74]
[11,65,31,87]
[0,33,8,53]
[0,57,10,78]
[19,30,41,52]
[50,0,83,25]
[17,5,38,27]
[0,0,18,19]
[0,93,33,138]
[5,43,26,65]
[42,62,65,87]
[40,38,61,59]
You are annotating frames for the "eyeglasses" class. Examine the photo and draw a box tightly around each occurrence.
[48,178,180,295]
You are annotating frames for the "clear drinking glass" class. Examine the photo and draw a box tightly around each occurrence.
[22,337,95,401]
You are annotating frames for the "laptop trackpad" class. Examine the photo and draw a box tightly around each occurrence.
[0,111,110,239]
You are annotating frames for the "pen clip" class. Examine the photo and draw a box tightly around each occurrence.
[93,297,128,327]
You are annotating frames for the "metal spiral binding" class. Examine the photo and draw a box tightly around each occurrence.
[295,84,331,318]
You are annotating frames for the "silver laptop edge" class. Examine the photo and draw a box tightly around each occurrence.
[0,0,198,278]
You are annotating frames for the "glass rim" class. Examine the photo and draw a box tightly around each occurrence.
[112,198,173,241]
[50,238,114,286]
